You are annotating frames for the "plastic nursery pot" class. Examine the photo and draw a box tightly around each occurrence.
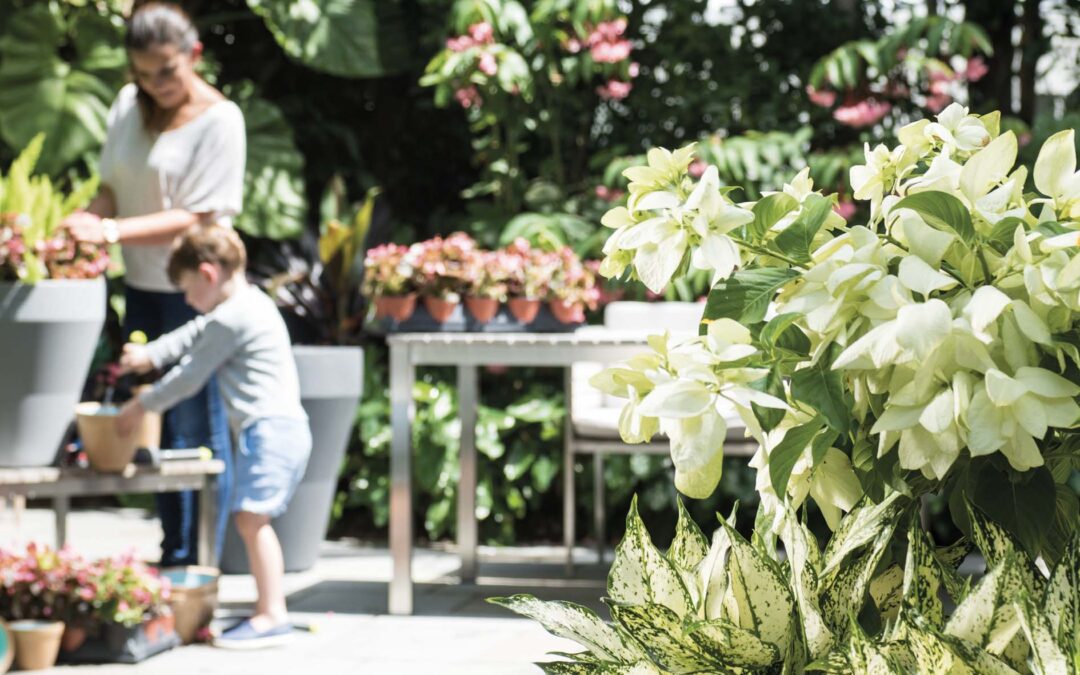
[507,297,541,324]
[60,623,88,653]
[75,402,139,473]
[9,620,64,671]
[377,294,417,322]
[423,296,458,324]
[465,296,500,324]
[549,299,585,324]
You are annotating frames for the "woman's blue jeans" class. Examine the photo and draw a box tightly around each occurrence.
[125,286,233,566]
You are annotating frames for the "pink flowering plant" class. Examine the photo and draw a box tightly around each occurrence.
[410,232,478,301]
[0,134,106,283]
[548,246,599,310]
[361,243,417,298]
[502,237,558,299]
[0,543,83,621]
[82,552,171,628]
[464,249,510,300]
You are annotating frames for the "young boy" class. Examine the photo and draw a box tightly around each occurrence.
[116,224,310,649]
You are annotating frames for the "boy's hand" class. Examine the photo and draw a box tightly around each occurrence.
[115,399,145,437]
[118,343,154,375]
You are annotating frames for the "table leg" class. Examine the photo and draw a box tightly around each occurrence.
[563,369,575,574]
[198,475,219,568]
[54,495,69,549]
[457,365,479,583]
[389,343,416,615]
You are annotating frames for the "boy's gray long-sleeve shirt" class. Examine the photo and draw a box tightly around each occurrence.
[139,283,307,433]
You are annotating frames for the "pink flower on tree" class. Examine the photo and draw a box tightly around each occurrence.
[834,200,856,220]
[925,93,952,113]
[478,52,498,76]
[469,22,494,45]
[965,56,989,82]
[833,98,891,128]
[446,36,474,52]
[454,86,482,109]
[688,160,709,178]
[591,39,632,63]
[596,79,632,100]
[806,86,837,108]
[628,62,640,78]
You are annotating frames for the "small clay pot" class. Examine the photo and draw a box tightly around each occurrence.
[9,620,64,671]
[75,402,138,473]
[465,296,500,324]
[507,297,541,324]
[550,299,585,324]
[423,296,458,324]
[378,294,417,322]
[60,623,87,653]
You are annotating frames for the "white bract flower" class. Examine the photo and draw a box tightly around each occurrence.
[923,103,991,153]
[1032,129,1080,221]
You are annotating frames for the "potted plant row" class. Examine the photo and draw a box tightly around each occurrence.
[362,233,599,328]
[0,134,110,468]
[0,543,177,669]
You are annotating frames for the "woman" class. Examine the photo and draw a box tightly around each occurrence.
[65,2,244,567]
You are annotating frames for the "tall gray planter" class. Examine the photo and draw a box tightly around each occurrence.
[0,278,106,466]
[221,345,363,573]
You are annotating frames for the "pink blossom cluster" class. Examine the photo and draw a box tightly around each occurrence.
[1,212,110,281]
[0,542,169,627]
[594,185,626,202]
[561,16,637,101]
[405,232,479,300]
[446,22,495,52]
[832,97,892,128]
[362,243,415,297]
[548,245,600,312]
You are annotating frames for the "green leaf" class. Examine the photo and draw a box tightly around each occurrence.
[970,464,1056,561]
[769,417,825,497]
[666,498,709,573]
[489,595,643,663]
[778,512,835,659]
[944,552,1027,655]
[1014,591,1070,675]
[845,617,907,673]
[791,343,851,433]
[893,191,976,245]
[749,368,786,433]
[771,194,834,264]
[759,312,810,355]
[703,267,800,326]
[820,523,896,635]
[1043,532,1079,651]
[607,496,694,617]
[902,519,944,627]
[748,193,798,241]
[0,5,125,175]
[964,499,1047,595]
[246,0,409,78]
[685,618,781,668]
[228,82,307,240]
[607,602,719,673]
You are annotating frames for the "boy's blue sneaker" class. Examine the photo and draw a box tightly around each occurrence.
[214,619,293,650]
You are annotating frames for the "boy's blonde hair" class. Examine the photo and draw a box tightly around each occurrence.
[167,224,247,284]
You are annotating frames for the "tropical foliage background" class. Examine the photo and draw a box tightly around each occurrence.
[2,0,1079,546]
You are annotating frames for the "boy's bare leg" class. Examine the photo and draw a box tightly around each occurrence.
[235,511,288,629]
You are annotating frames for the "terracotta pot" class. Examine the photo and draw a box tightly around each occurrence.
[423,296,458,324]
[132,385,162,450]
[550,299,585,324]
[75,402,138,473]
[465,296,500,324]
[507,297,541,324]
[9,620,64,671]
[162,566,220,645]
[377,294,417,322]
[60,623,87,652]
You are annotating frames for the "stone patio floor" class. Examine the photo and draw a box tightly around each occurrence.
[0,505,610,674]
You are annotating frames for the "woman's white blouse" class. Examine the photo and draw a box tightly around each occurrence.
[99,83,246,292]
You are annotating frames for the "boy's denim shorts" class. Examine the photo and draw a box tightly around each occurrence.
[232,417,312,518]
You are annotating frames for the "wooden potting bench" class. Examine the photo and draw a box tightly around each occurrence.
[0,459,225,567]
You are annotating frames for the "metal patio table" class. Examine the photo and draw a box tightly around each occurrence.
[0,459,225,567]
[387,330,650,615]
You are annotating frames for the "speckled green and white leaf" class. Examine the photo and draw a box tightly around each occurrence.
[778,513,834,659]
[821,493,904,581]
[668,498,710,572]
[696,526,732,621]
[607,602,723,674]
[944,553,1025,649]
[903,523,944,627]
[845,618,907,674]
[935,538,973,570]
[868,565,904,623]
[897,613,1022,675]
[965,501,1046,595]
[804,650,852,673]
[1014,591,1071,675]
[608,497,694,617]
[1043,532,1078,645]
[685,618,781,668]
[539,660,667,675]
[821,523,896,634]
[717,517,795,650]
[489,595,644,662]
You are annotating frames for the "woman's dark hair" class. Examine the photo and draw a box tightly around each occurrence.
[125,2,199,128]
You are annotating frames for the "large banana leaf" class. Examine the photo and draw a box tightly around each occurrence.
[227,82,306,240]
[0,4,125,175]
[246,0,410,79]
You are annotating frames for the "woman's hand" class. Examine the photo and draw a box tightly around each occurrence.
[118,343,155,375]
[63,210,105,244]
[115,399,146,437]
